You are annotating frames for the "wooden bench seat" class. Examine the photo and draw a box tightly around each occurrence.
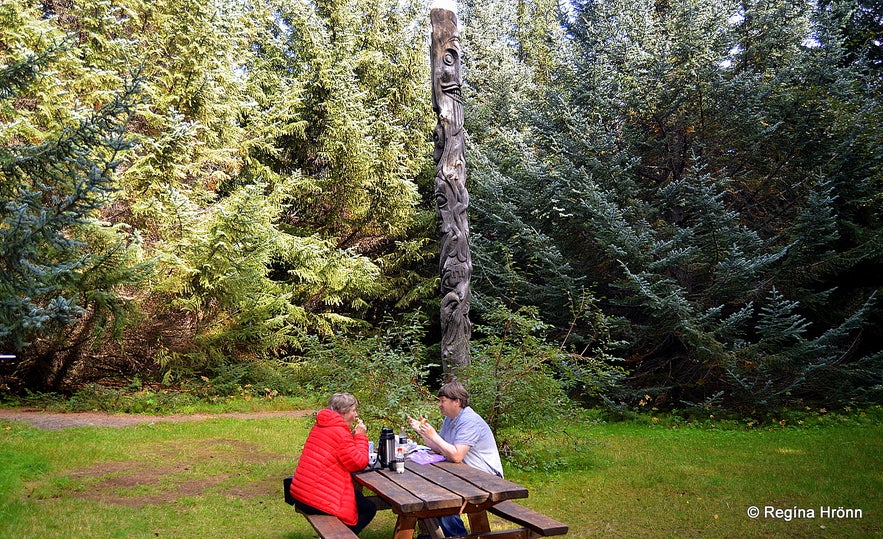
[488,501,568,536]
[451,529,533,539]
[288,483,384,538]
[301,513,359,539]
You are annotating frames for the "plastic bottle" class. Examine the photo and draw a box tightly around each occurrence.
[395,446,405,474]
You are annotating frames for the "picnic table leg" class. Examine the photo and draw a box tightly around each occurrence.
[419,518,445,539]
[394,515,418,539]
[467,510,491,533]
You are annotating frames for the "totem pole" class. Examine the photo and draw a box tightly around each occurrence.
[430,1,471,379]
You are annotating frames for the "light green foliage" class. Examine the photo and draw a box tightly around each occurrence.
[2,0,438,385]
[250,0,431,239]
[467,305,571,433]
[160,183,295,346]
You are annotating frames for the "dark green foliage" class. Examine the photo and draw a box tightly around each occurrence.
[0,22,148,388]
[462,0,882,411]
[818,0,883,74]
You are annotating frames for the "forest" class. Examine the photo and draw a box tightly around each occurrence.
[1,0,881,420]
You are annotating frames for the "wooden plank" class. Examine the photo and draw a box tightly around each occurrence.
[375,464,462,512]
[456,529,531,539]
[418,517,445,539]
[409,459,489,505]
[433,461,529,502]
[354,470,425,513]
[488,501,568,536]
[303,514,359,539]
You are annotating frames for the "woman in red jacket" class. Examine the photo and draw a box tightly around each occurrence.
[290,393,376,534]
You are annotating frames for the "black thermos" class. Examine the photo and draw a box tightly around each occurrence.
[378,427,395,469]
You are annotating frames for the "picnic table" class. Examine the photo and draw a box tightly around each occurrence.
[348,460,568,539]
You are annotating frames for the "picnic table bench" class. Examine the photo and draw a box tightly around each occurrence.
[301,513,360,539]
[488,500,569,537]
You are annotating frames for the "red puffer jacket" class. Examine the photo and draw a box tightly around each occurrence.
[290,408,369,526]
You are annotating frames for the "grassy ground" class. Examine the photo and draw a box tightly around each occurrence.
[503,418,881,538]
[0,408,880,538]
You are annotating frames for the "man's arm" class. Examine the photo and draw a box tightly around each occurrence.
[409,416,471,462]
[427,436,470,463]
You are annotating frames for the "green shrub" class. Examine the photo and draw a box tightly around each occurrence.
[288,313,439,426]
[466,303,625,433]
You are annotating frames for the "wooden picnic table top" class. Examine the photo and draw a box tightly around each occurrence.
[354,459,531,539]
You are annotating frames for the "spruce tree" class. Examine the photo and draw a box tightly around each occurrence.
[459,0,625,399]
[1,2,148,389]
[468,0,883,408]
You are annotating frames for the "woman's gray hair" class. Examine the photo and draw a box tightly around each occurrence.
[328,393,358,415]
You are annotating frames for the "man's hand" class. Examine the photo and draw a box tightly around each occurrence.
[408,416,436,439]
[407,416,469,463]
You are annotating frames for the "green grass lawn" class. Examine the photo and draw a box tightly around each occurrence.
[504,420,881,538]
[1,410,880,538]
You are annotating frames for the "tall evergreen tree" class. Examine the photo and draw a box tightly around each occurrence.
[465,0,883,408]
[461,0,583,323]
[458,0,625,399]
[1,1,149,389]
[238,0,437,335]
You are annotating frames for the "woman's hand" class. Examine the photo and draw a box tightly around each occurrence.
[354,418,367,436]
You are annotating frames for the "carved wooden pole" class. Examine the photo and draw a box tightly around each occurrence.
[430,2,471,380]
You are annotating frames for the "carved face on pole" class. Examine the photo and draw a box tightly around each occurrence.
[432,35,463,162]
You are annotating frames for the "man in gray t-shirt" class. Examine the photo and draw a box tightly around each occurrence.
[409,381,503,536]
[438,405,503,477]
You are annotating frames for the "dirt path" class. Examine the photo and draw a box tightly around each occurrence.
[0,408,314,430]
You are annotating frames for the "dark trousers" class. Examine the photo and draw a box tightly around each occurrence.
[294,488,377,535]
[438,514,469,536]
